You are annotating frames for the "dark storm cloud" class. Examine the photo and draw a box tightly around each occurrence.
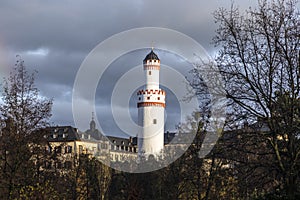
[0,0,256,52]
[0,0,258,133]
[0,0,146,54]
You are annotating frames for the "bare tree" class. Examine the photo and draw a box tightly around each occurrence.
[208,0,300,198]
[0,57,53,199]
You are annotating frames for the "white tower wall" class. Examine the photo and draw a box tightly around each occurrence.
[137,50,165,159]
[138,106,164,156]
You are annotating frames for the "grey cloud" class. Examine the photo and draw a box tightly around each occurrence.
[0,0,259,134]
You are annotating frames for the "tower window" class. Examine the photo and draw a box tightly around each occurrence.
[153,119,157,124]
[139,97,141,100]
[148,71,151,75]
[157,97,160,100]
[147,97,150,100]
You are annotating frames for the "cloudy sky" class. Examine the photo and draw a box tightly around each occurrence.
[0,0,259,137]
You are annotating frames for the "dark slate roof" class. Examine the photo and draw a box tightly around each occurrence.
[45,125,177,146]
[85,128,103,140]
[143,50,159,63]
[164,131,176,144]
[45,126,81,142]
[249,121,270,132]
[106,136,136,147]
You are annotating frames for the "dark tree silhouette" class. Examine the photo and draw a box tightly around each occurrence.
[203,0,300,198]
[0,57,53,199]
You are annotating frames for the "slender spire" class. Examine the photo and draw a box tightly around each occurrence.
[90,112,96,131]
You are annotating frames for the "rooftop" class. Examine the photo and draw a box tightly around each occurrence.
[143,49,159,63]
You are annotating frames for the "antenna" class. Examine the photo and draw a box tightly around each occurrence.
[151,41,154,51]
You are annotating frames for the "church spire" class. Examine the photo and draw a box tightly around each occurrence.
[90,112,96,131]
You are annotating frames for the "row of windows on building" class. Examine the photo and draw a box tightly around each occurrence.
[50,133,69,139]
[45,146,73,154]
[46,145,98,155]
[138,96,162,101]
[46,143,136,155]
[111,153,136,162]
[110,144,137,153]
[44,160,73,170]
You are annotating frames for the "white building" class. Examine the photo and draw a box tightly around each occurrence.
[137,49,166,159]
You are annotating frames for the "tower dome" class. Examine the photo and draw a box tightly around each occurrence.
[143,50,160,63]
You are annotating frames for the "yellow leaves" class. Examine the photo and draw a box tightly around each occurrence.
[19,181,59,200]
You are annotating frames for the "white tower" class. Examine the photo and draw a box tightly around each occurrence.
[137,49,166,159]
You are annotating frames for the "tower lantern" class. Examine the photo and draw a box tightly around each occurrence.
[137,49,165,159]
